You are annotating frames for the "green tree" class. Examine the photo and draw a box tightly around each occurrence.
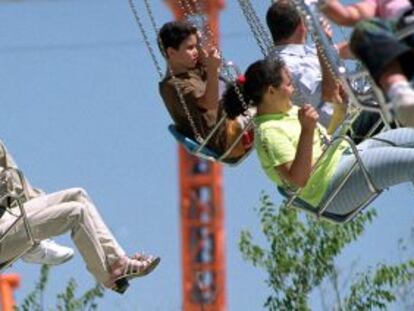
[394,235,414,309]
[16,265,105,311]
[239,192,414,310]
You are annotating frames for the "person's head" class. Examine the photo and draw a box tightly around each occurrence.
[158,21,199,70]
[223,57,294,118]
[266,0,306,44]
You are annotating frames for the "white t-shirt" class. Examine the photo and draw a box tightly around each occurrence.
[269,44,334,128]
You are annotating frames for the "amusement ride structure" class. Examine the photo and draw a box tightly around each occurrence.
[165,1,228,310]
[2,0,414,310]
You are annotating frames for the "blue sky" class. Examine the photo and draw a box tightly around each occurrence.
[0,0,413,310]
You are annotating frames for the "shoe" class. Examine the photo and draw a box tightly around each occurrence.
[127,253,161,279]
[390,82,414,127]
[21,239,74,265]
[105,253,161,294]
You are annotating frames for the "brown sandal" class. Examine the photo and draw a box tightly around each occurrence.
[106,254,160,294]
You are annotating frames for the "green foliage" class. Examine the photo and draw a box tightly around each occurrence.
[55,279,104,311]
[344,262,414,310]
[239,192,414,310]
[17,265,50,311]
[15,265,105,311]
[395,236,414,309]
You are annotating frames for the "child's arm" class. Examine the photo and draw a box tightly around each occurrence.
[198,47,221,110]
[276,105,319,188]
[320,0,377,26]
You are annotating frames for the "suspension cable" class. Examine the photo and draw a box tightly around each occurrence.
[128,0,204,143]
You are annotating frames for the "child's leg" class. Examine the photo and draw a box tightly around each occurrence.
[55,188,126,265]
[379,59,409,91]
[350,18,414,85]
[357,128,414,150]
[324,146,414,215]
[350,18,414,127]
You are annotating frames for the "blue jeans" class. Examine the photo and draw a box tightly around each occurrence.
[324,128,414,215]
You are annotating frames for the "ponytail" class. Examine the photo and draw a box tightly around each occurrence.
[222,77,250,120]
[222,57,286,119]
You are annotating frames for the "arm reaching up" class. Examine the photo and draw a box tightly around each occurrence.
[320,0,376,26]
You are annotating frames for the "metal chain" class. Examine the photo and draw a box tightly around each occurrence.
[129,0,253,145]
[181,0,218,50]
[236,0,313,111]
[178,0,250,113]
[293,0,365,146]
[188,0,251,112]
[237,0,268,56]
[238,0,334,147]
[127,0,163,78]
[244,0,273,52]
[142,0,162,49]
[129,0,204,143]
[149,0,204,143]
[178,0,195,22]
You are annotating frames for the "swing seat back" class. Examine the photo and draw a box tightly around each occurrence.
[0,142,39,272]
[168,125,219,160]
[168,124,254,166]
[277,186,356,224]
[0,167,38,273]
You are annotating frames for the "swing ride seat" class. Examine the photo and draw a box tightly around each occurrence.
[168,124,220,160]
[128,0,254,165]
[0,149,39,273]
[276,186,354,223]
[273,134,383,224]
[168,124,254,165]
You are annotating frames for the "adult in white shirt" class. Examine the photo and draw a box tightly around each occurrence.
[266,0,380,140]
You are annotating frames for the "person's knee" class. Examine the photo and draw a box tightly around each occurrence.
[67,187,89,201]
[70,203,87,220]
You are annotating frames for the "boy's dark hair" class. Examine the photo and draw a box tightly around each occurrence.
[158,21,198,57]
[266,0,301,43]
[223,57,286,119]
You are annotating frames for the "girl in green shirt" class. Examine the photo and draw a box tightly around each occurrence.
[223,57,414,217]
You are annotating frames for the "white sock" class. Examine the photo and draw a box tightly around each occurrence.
[387,81,414,100]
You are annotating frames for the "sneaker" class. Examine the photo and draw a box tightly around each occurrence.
[389,81,414,127]
[22,239,74,265]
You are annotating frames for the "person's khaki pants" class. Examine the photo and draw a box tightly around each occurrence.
[0,187,125,284]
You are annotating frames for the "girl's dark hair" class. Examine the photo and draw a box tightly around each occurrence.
[158,21,198,57]
[223,57,286,119]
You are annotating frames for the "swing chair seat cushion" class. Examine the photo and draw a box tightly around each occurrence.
[168,125,219,159]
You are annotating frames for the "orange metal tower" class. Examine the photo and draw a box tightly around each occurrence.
[165,1,227,310]
[0,274,20,311]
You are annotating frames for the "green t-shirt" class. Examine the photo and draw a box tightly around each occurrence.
[254,106,348,207]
